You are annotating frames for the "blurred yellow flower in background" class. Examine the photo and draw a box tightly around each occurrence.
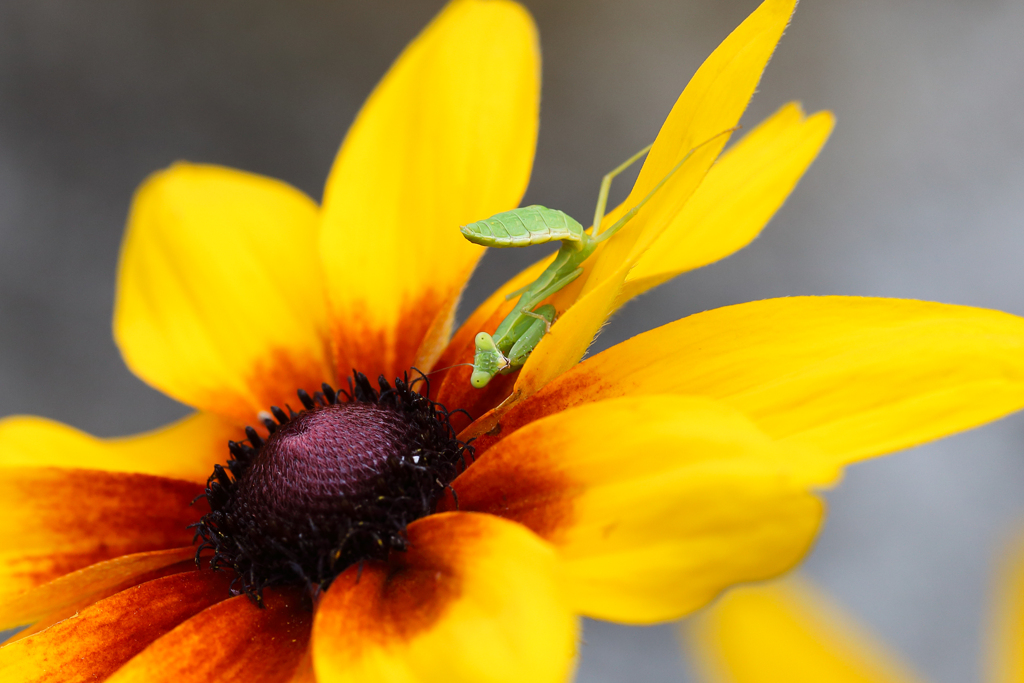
[682,535,1024,683]
[1,0,1024,681]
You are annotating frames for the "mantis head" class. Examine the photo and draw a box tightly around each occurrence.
[471,332,508,389]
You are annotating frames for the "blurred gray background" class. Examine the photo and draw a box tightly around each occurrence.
[2,0,1023,680]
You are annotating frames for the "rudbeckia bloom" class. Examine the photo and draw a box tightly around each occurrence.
[682,540,1024,683]
[3,0,1024,681]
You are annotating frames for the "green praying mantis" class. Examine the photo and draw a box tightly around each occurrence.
[460,128,737,389]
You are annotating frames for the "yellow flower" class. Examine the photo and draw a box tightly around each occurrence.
[1,0,1024,681]
[681,538,1024,683]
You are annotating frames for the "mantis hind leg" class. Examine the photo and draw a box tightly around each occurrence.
[592,143,654,238]
[506,305,556,370]
[593,126,740,244]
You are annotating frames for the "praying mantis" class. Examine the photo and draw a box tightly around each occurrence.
[460,128,736,389]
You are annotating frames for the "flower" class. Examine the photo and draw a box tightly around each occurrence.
[2,0,1024,681]
[681,537,1024,683]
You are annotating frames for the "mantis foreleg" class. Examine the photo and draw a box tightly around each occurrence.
[507,305,556,367]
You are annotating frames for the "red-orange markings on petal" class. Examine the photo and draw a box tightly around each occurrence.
[0,468,206,598]
[106,588,312,683]
[438,434,576,541]
[0,571,232,682]
[412,263,479,375]
[2,559,198,645]
[312,511,574,683]
[464,365,600,456]
[284,648,317,683]
[253,348,338,421]
[220,347,337,427]
[332,297,437,391]
[314,514,474,650]
[442,370,519,435]
[0,547,196,633]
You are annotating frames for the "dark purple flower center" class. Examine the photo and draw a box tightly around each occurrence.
[192,373,471,605]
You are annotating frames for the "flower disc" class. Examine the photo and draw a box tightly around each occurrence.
[193,374,470,602]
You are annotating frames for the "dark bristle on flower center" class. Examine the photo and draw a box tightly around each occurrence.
[191,372,473,606]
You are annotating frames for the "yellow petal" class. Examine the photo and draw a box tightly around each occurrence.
[581,0,797,297]
[987,533,1024,683]
[474,297,1024,467]
[106,588,311,683]
[683,579,927,683]
[0,468,203,607]
[115,163,333,425]
[446,395,836,624]
[0,412,237,484]
[312,512,577,683]
[621,104,834,303]
[320,0,540,383]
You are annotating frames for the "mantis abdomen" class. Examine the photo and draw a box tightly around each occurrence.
[460,205,585,247]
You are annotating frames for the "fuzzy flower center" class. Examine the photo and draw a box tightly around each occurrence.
[192,373,471,604]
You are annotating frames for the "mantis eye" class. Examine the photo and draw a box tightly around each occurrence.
[471,370,493,389]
